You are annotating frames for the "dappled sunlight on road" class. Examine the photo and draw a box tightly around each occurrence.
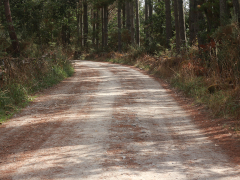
[0,60,239,180]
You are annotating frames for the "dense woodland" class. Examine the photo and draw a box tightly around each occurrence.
[0,0,240,120]
[1,0,240,54]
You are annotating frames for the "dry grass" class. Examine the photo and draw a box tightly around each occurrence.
[90,45,239,119]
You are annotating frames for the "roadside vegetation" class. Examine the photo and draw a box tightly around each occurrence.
[86,35,240,119]
[0,0,239,126]
[85,18,240,120]
[0,48,74,122]
[0,1,75,122]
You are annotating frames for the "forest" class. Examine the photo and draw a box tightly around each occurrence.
[0,0,239,122]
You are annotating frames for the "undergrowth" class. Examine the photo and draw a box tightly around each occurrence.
[0,47,74,123]
[86,32,240,119]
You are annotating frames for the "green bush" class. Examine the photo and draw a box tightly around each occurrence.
[0,58,74,122]
[8,83,28,105]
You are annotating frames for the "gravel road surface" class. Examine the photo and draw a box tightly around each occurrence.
[0,60,239,180]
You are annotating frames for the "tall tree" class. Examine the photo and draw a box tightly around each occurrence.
[196,0,205,45]
[165,0,172,48]
[118,0,122,52]
[122,2,126,28]
[83,0,88,46]
[2,0,20,56]
[178,0,186,45]
[96,8,100,49]
[233,0,240,24]
[149,0,153,18]
[104,4,108,47]
[135,0,140,47]
[77,2,80,46]
[102,7,104,49]
[173,0,180,51]
[219,0,227,25]
[130,1,135,45]
[77,1,83,47]
[189,0,198,45]
[126,1,131,31]
[80,0,83,47]
[145,0,149,45]
[92,9,96,46]
[149,0,153,42]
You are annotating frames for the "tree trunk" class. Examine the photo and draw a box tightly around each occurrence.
[197,2,205,45]
[204,0,213,33]
[118,0,122,52]
[0,1,4,25]
[233,0,240,24]
[104,4,108,47]
[77,2,80,46]
[96,8,99,49]
[102,7,104,49]
[149,0,153,43]
[145,0,149,45]
[80,0,83,47]
[92,9,96,46]
[149,0,153,18]
[130,1,135,45]
[122,2,126,28]
[83,0,88,46]
[173,0,180,52]
[3,0,20,56]
[135,0,140,47]
[126,1,131,31]
[189,0,195,45]
[220,0,227,25]
[178,0,186,46]
[165,0,172,48]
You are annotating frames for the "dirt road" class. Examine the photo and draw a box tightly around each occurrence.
[0,60,239,179]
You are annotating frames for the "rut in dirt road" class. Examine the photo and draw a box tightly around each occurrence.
[0,60,239,180]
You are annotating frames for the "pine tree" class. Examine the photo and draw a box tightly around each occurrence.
[165,0,172,47]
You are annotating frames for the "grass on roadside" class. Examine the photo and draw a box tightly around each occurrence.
[86,50,240,120]
[0,59,74,123]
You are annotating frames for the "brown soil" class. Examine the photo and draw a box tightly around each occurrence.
[0,60,239,179]
[158,79,240,165]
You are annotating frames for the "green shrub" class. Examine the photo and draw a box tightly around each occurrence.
[8,83,28,105]
[0,58,74,122]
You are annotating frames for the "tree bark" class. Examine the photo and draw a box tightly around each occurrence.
[189,0,195,45]
[219,0,227,25]
[80,0,83,47]
[102,7,104,49]
[92,9,96,46]
[130,1,135,45]
[83,0,88,46]
[122,2,126,28]
[149,0,153,43]
[149,0,153,18]
[165,0,172,48]
[197,2,205,45]
[104,4,108,47]
[233,0,240,24]
[96,8,99,49]
[77,2,80,46]
[118,0,122,52]
[178,0,186,46]
[135,0,140,47]
[126,1,131,31]
[145,0,149,45]
[173,0,180,52]
[3,0,20,56]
